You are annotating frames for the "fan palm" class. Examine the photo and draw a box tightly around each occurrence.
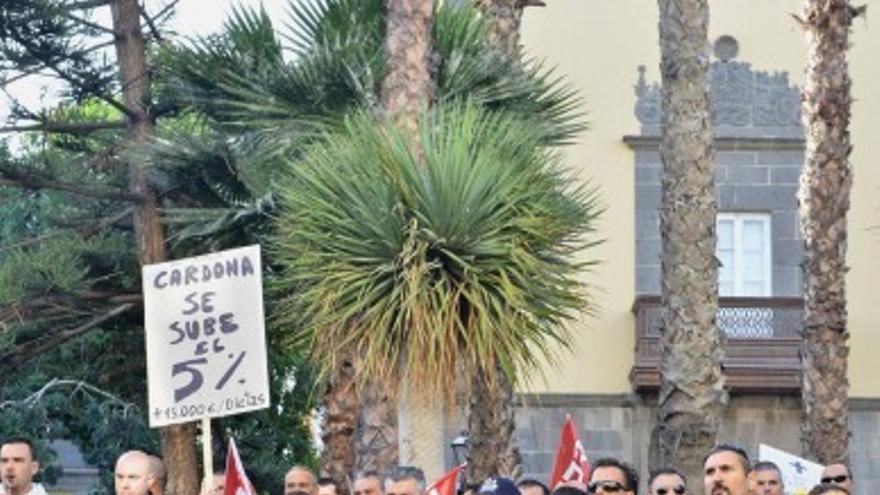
[151,0,589,480]
[270,99,600,454]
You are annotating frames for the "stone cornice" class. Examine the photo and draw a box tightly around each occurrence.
[623,134,805,152]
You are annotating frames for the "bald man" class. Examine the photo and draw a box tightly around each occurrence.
[115,451,155,495]
[285,466,318,495]
[147,456,165,495]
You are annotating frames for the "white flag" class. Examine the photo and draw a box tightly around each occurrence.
[758,444,824,495]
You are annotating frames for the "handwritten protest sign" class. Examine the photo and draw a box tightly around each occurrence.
[143,245,269,427]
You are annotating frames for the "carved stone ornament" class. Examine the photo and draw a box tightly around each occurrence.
[634,35,801,131]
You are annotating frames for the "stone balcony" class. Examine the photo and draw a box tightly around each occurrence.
[631,295,803,393]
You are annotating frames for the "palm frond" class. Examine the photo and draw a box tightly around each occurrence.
[162,0,583,143]
[270,102,602,397]
[134,127,287,250]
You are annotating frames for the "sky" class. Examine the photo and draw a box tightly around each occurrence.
[0,0,289,123]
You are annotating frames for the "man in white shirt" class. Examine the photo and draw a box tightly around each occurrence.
[1,437,47,495]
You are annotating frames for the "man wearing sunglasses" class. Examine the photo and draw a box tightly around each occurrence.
[751,462,783,495]
[648,469,687,495]
[587,458,639,495]
[703,444,750,495]
[819,464,852,494]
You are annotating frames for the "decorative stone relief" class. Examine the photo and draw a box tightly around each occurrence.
[710,61,753,126]
[634,66,661,125]
[633,35,801,131]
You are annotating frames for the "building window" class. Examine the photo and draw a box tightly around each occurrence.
[716,213,772,297]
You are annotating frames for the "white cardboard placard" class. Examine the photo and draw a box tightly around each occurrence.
[143,245,269,427]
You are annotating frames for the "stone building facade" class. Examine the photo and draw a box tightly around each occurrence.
[503,47,880,495]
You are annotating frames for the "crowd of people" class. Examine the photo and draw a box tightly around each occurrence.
[0,437,857,495]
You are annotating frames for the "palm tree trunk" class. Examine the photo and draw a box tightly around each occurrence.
[352,0,435,476]
[650,0,726,486]
[321,356,357,495]
[473,0,544,58]
[380,0,434,133]
[797,0,855,465]
[354,379,400,474]
[466,367,520,482]
[463,0,532,483]
[110,1,198,494]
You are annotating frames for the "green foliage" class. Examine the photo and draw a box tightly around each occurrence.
[271,102,601,394]
[162,0,583,143]
[0,0,116,108]
[3,1,321,492]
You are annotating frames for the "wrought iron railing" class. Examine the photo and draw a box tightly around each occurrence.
[631,295,803,392]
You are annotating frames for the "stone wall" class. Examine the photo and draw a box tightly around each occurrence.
[629,56,805,297]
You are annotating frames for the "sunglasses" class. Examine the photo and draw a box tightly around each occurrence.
[587,481,628,494]
[820,475,848,484]
[655,487,686,495]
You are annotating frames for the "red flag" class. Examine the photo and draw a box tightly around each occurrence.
[224,438,254,495]
[426,464,464,495]
[549,415,591,490]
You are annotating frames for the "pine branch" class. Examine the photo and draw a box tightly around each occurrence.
[0,303,136,376]
[139,1,163,42]
[148,0,180,25]
[62,12,116,35]
[0,207,135,252]
[0,378,135,410]
[0,39,114,89]
[5,30,139,120]
[0,120,126,134]
[1,292,142,326]
[0,164,144,203]
[63,0,114,11]
[0,66,51,86]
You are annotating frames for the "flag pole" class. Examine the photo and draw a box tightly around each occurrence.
[202,417,213,494]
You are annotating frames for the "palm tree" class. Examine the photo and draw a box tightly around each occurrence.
[650,0,726,485]
[470,0,546,482]
[270,100,600,480]
[796,0,858,464]
[157,0,584,481]
[473,0,545,58]
[359,0,435,476]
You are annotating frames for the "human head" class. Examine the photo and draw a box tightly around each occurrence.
[1,437,39,495]
[479,477,520,495]
[589,458,639,495]
[648,468,687,495]
[751,462,783,495]
[807,484,849,495]
[286,466,319,495]
[703,444,751,495]
[553,486,588,495]
[518,480,551,495]
[353,472,383,495]
[461,483,482,495]
[819,464,852,494]
[318,477,339,495]
[201,472,225,495]
[147,455,166,495]
[115,450,155,495]
[385,466,425,495]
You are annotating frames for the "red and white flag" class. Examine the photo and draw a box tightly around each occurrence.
[426,464,464,495]
[224,438,254,495]
[549,415,591,490]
